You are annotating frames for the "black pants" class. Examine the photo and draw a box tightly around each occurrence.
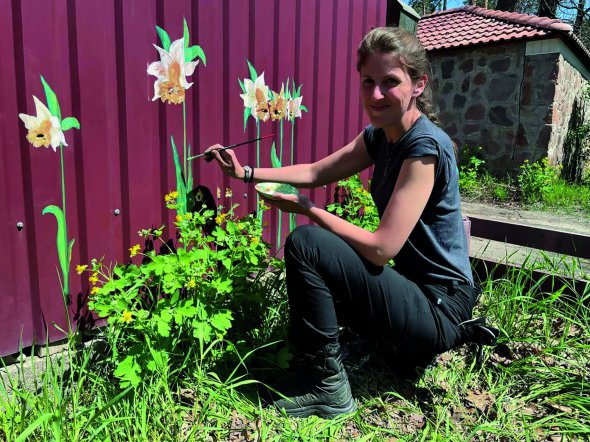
[285,225,478,371]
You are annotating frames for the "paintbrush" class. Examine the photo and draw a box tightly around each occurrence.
[188,133,274,161]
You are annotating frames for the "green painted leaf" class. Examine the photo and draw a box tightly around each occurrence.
[170,136,187,214]
[183,17,190,47]
[155,25,171,51]
[61,117,80,131]
[300,105,308,112]
[243,107,249,133]
[40,76,61,120]
[42,205,70,295]
[238,77,245,93]
[186,45,206,65]
[270,142,281,168]
[246,58,258,81]
[290,213,297,231]
[296,84,302,97]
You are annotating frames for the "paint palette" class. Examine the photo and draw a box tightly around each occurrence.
[255,182,299,200]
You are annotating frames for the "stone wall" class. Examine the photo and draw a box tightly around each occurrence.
[549,55,590,180]
[428,42,563,175]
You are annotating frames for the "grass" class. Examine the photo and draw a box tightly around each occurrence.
[1,261,589,441]
[458,156,590,218]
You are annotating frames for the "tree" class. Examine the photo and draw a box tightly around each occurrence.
[496,0,518,11]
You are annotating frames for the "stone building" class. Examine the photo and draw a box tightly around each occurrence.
[417,6,590,178]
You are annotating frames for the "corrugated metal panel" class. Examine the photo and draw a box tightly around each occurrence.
[0,0,385,356]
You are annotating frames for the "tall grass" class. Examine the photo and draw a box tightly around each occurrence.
[1,259,589,441]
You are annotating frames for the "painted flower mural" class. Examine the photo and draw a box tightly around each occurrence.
[19,95,67,150]
[147,38,199,105]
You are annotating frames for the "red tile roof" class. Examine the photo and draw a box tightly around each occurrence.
[417,6,572,51]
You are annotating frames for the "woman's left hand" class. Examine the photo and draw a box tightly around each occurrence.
[261,192,315,215]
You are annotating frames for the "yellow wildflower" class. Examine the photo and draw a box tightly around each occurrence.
[121,310,133,323]
[176,215,183,223]
[187,279,196,288]
[215,213,227,224]
[184,212,192,220]
[90,286,100,295]
[165,190,179,202]
[89,273,99,285]
[76,264,87,275]
[251,237,259,245]
[129,244,141,257]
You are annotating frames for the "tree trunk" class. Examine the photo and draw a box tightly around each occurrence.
[495,0,518,11]
[538,0,558,18]
[573,0,585,32]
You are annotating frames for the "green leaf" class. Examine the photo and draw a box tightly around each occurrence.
[300,105,308,112]
[187,143,193,191]
[15,413,54,442]
[114,356,141,388]
[171,136,187,214]
[155,25,171,51]
[277,345,294,369]
[186,45,206,65]
[246,58,258,81]
[40,76,61,120]
[193,320,212,342]
[243,107,251,133]
[238,77,245,93]
[270,142,281,168]
[183,17,190,47]
[42,205,70,295]
[61,117,80,131]
[210,311,233,333]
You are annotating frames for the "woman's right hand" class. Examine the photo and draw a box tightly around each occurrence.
[204,144,245,180]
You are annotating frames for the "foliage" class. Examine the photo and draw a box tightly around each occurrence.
[3,257,590,440]
[459,155,486,196]
[518,158,562,204]
[86,195,284,389]
[326,174,380,232]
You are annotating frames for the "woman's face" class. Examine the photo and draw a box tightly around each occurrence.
[359,52,426,141]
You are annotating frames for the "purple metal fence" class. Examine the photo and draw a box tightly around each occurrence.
[0,0,385,357]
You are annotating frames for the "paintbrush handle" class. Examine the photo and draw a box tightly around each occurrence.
[188,134,274,161]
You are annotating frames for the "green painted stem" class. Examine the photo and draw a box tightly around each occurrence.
[256,121,262,222]
[59,142,72,334]
[277,120,284,247]
[59,143,69,296]
[183,100,187,180]
[290,121,296,231]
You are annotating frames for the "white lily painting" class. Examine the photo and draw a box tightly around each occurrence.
[19,95,67,150]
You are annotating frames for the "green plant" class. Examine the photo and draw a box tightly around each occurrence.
[459,155,486,196]
[327,174,380,232]
[86,193,282,388]
[518,158,561,204]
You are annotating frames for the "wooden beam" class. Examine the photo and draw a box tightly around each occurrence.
[469,216,590,260]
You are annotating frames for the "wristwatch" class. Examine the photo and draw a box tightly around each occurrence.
[243,165,253,183]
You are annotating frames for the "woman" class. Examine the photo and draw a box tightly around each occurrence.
[206,27,478,419]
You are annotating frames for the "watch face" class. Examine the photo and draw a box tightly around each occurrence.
[255,182,299,200]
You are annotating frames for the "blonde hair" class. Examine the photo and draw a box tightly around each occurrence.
[357,27,438,125]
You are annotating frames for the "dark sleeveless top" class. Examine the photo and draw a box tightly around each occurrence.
[363,115,473,285]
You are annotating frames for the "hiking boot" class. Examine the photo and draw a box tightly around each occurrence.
[274,342,357,419]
